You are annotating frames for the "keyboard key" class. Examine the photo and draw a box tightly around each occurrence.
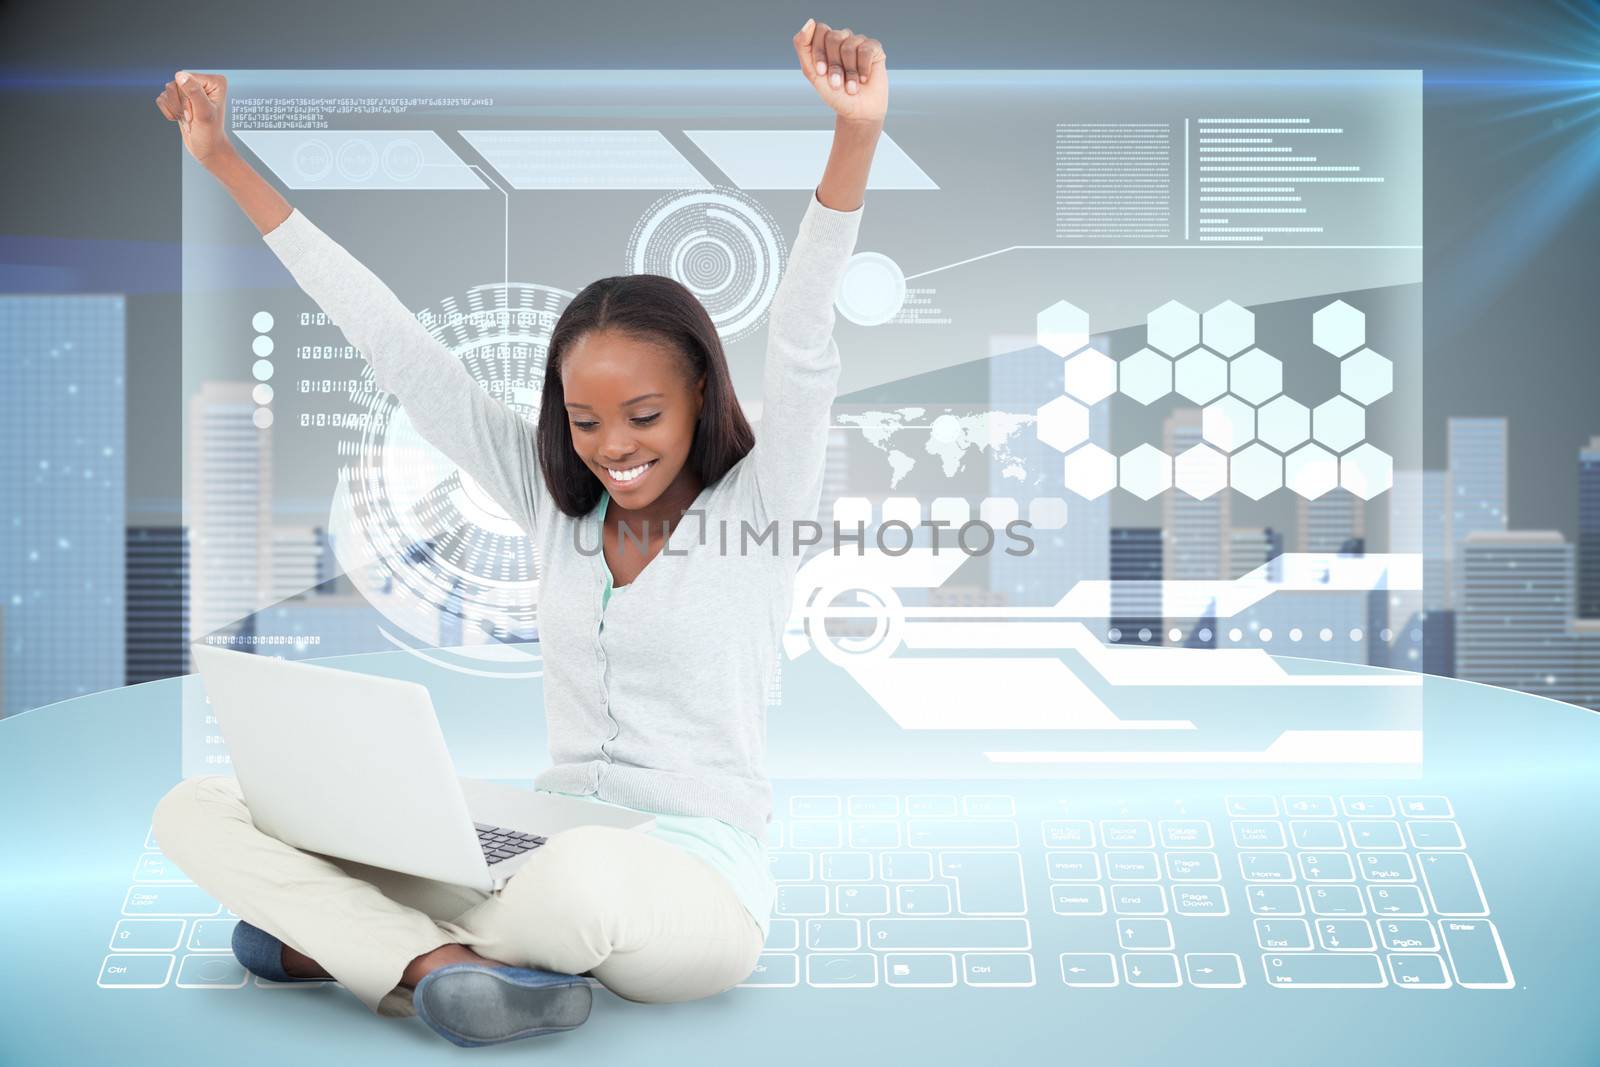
[1255,918,1312,950]
[1262,953,1385,988]
[1238,852,1295,882]
[1247,885,1304,916]
[186,919,237,952]
[1225,795,1278,817]
[836,884,891,916]
[1171,885,1228,917]
[122,886,221,918]
[132,852,189,883]
[1159,820,1214,849]
[963,795,1015,818]
[770,852,813,881]
[1297,853,1356,882]
[791,796,841,818]
[1439,919,1514,988]
[885,953,956,987]
[1232,821,1286,849]
[741,954,798,987]
[1358,852,1416,883]
[1307,885,1366,916]
[1398,795,1453,818]
[897,884,952,914]
[1388,953,1451,988]
[764,918,799,951]
[939,852,1027,914]
[847,795,899,818]
[1315,919,1374,952]
[775,885,828,916]
[867,918,1031,951]
[963,952,1034,986]
[819,851,873,881]
[788,822,842,849]
[1348,820,1405,849]
[1104,852,1161,882]
[110,919,185,952]
[176,954,248,988]
[1051,884,1107,916]
[1111,884,1168,915]
[1418,853,1488,916]
[1289,820,1347,850]
[806,918,861,951]
[1123,953,1182,987]
[1367,885,1428,917]
[1407,821,1465,849]
[1117,918,1174,950]
[905,795,958,817]
[98,954,174,988]
[1100,820,1154,848]
[1282,795,1336,817]
[1046,851,1100,881]
[906,820,1018,849]
[806,953,877,987]
[880,851,934,882]
[1377,919,1438,952]
[1060,953,1118,987]
[1340,795,1395,817]
[1166,852,1220,882]
[1185,953,1245,987]
[1041,819,1094,848]
[849,821,901,849]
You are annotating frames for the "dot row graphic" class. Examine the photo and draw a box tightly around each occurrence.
[249,310,276,428]
[1034,298,1394,500]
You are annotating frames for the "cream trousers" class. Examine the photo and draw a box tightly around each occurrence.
[151,775,765,1017]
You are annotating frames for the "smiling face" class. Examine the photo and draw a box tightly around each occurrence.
[560,328,706,509]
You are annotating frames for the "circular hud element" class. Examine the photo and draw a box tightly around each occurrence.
[333,280,573,646]
[626,190,786,344]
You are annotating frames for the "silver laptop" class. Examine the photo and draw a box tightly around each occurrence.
[189,644,655,893]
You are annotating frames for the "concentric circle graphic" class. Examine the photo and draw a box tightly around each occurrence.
[626,189,787,344]
[328,279,574,659]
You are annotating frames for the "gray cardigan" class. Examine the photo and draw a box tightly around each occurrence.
[262,191,864,840]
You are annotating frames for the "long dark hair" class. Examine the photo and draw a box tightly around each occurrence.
[537,274,755,516]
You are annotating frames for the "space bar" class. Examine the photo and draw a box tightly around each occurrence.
[867,918,1031,951]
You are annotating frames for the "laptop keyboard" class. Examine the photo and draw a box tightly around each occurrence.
[475,822,547,866]
[737,791,1515,991]
[101,790,1512,993]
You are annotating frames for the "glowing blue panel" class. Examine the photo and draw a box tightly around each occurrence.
[457,130,710,190]
[684,130,938,190]
[234,130,487,190]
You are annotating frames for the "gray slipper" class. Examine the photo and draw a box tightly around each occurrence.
[412,962,593,1047]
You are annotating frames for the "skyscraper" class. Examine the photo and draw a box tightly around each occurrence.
[1455,531,1578,704]
[1580,436,1600,620]
[1296,489,1366,554]
[126,525,190,685]
[0,295,127,717]
[1162,408,1229,582]
[1109,527,1163,644]
[1447,417,1508,606]
[187,381,273,644]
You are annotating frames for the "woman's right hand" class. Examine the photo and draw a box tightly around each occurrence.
[156,71,232,167]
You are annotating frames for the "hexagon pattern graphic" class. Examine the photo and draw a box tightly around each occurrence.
[1230,443,1283,500]
[1175,349,1228,404]
[1341,443,1394,500]
[1285,443,1339,499]
[1202,397,1255,453]
[1258,396,1311,452]
[1038,299,1090,358]
[1064,346,1117,405]
[1313,299,1365,356]
[1118,347,1172,405]
[1036,394,1090,453]
[1340,347,1394,404]
[1119,443,1173,500]
[1312,396,1366,452]
[1229,348,1283,405]
[1201,300,1254,357]
[1174,443,1228,499]
[1064,444,1116,499]
[1146,300,1199,355]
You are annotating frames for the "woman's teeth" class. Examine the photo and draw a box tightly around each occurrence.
[605,459,656,484]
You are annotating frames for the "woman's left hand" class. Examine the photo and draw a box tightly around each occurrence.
[793,18,888,126]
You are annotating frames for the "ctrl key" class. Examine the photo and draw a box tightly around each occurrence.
[98,954,174,989]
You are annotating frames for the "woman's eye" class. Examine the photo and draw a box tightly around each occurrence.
[632,414,660,426]
[572,421,597,431]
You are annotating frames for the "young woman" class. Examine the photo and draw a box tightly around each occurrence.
[150,20,887,1048]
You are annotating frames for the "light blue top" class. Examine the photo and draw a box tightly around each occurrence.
[538,486,774,939]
